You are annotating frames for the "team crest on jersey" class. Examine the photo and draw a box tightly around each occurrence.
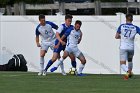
[45,30,48,34]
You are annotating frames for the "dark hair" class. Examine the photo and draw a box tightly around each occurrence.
[75,20,82,26]
[39,14,45,20]
[126,13,133,21]
[65,14,73,20]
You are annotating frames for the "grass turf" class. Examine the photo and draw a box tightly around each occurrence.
[0,72,140,93]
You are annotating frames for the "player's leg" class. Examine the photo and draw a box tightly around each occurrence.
[50,50,69,72]
[69,53,77,68]
[44,52,58,72]
[76,50,86,76]
[44,44,62,74]
[127,50,134,77]
[38,44,48,75]
[38,50,46,75]
[120,49,128,72]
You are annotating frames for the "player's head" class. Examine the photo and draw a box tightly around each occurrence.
[65,14,73,27]
[74,20,82,31]
[39,14,46,26]
[126,13,133,22]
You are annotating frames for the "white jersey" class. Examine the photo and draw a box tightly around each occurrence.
[117,23,140,50]
[36,21,58,43]
[67,29,82,47]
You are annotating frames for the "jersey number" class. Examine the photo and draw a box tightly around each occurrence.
[124,29,132,37]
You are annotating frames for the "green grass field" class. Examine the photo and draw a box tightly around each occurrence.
[0,72,140,93]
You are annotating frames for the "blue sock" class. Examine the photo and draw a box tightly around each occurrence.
[71,61,76,68]
[45,60,53,71]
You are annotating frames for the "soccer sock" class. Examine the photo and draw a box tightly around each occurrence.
[55,58,64,68]
[78,63,85,74]
[71,61,76,68]
[45,60,53,71]
[40,57,44,71]
[121,64,128,72]
[128,62,133,70]
[59,59,64,72]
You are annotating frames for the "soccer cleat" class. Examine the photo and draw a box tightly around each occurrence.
[42,70,47,76]
[50,67,58,72]
[123,72,129,80]
[77,73,87,76]
[61,70,67,76]
[38,71,43,76]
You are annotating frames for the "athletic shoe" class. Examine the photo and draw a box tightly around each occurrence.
[50,67,57,72]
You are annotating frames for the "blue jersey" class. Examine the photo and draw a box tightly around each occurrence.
[117,23,140,50]
[54,24,74,53]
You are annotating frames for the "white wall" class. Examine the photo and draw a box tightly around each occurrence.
[0,14,140,74]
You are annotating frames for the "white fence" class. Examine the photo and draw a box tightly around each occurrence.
[0,13,140,74]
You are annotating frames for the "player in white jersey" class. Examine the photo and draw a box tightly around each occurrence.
[51,20,87,76]
[115,14,140,80]
[35,14,58,75]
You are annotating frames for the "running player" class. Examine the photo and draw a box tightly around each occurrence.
[115,13,140,80]
[51,20,86,76]
[35,14,58,75]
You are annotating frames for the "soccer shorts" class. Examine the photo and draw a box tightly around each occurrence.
[65,46,82,58]
[40,40,55,52]
[120,49,134,61]
[53,39,66,53]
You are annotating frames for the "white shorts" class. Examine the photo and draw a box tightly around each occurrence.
[65,45,82,57]
[41,40,55,52]
[120,49,134,61]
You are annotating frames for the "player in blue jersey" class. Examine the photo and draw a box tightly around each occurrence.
[35,14,59,75]
[50,20,86,76]
[115,14,140,80]
[43,14,77,75]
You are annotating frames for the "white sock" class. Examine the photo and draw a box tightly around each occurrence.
[59,61,64,72]
[128,62,133,70]
[78,63,85,74]
[121,64,128,72]
[55,58,64,68]
[40,57,44,71]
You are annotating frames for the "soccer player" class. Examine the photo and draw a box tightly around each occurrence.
[43,14,77,75]
[35,14,59,75]
[51,20,86,76]
[115,13,140,80]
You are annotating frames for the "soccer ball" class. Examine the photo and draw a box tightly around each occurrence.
[69,67,77,75]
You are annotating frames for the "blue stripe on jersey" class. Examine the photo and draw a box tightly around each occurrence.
[136,26,140,35]
[35,24,41,36]
[64,27,74,37]
[46,21,58,30]
[117,23,140,35]
[60,24,74,37]
[117,24,123,34]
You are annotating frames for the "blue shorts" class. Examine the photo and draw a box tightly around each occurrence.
[53,39,66,53]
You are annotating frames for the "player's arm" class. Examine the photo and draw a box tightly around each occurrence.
[35,27,41,47]
[55,25,66,46]
[115,33,121,39]
[78,30,83,44]
[55,28,72,48]
[115,25,121,39]
[36,36,41,47]
[54,35,66,48]
[136,26,140,35]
